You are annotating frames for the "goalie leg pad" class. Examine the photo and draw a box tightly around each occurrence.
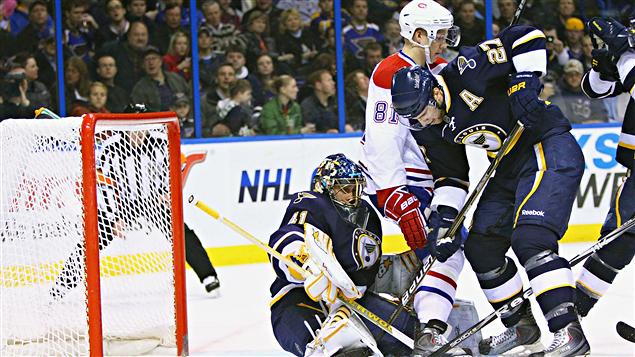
[305,305,379,357]
[271,289,326,356]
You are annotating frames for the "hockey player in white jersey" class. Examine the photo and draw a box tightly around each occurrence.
[358,1,469,355]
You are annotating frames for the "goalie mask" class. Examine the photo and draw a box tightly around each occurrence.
[312,154,369,226]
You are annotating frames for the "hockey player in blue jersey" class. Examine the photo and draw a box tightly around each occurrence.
[577,17,635,318]
[391,24,590,356]
[268,154,419,356]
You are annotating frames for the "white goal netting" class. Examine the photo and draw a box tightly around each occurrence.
[1,116,185,356]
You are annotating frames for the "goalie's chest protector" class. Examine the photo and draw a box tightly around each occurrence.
[288,192,383,286]
[437,45,517,153]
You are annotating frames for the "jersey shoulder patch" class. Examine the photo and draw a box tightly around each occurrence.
[372,53,411,89]
[352,227,381,269]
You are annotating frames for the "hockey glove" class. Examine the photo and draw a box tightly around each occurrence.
[588,17,631,59]
[591,48,620,82]
[507,71,546,129]
[428,206,461,262]
[378,186,427,250]
[304,270,337,304]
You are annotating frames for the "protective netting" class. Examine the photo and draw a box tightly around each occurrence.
[1,118,178,356]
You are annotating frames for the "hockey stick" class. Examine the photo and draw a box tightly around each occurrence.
[188,196,415,349]
[616,321,635,343]
[431,215,635,356]
[399,123,525,309]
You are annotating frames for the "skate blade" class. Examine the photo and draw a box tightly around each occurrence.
[500,341,544,356]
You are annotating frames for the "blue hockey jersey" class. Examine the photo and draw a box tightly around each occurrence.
[433,25,572,173]
[268,191,382,306]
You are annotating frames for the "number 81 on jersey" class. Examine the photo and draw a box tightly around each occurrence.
[373,101,399,124]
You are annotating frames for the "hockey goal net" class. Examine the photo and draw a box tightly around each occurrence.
[0,113,188,356]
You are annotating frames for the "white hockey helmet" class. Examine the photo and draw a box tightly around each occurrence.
[399,0,461,47]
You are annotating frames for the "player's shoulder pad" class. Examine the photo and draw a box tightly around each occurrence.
[288,191,329,211]
[371,53,411,89]
[498,24,546,51]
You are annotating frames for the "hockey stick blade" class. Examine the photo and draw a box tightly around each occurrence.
[431,215,634,356]
[617,321,635,343]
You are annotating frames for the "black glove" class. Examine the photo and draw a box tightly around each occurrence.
[428,206,461,263]
[507,71,545,129]
[588,17,630,58]
[591,48,620,81]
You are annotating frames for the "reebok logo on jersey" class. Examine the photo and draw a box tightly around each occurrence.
[507,82,526,96]
[522,209,544,217]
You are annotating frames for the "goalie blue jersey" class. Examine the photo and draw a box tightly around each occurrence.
[435,25,571,172]
[268,191,382,306]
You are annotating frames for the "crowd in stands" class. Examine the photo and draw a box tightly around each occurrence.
[0,0,631,137]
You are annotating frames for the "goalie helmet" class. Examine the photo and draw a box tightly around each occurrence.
[399,0,460,47]
[312,154,366,209]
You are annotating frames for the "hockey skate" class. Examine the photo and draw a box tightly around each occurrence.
[479,305,543,355]
[529,321,590,357]
[413,320,472,357]
[203,275,220,297]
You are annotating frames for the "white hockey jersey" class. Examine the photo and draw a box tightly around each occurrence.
[359,50,445,196]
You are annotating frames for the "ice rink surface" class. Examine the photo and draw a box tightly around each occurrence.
[185,242,634,356]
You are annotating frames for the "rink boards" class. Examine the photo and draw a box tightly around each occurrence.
[181,124,626,266]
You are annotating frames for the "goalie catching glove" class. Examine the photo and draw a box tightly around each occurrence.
[377,186,428,250]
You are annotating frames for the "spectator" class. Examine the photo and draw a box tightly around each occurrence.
[239,10,274,69]
[551,59,608,124]
[344,69,369,132]
[33,36,57,90]
[130,46,190,112]
[216,79,256,136]
[0,67,34,119]
[64,0,98,62]
[218,0,241,28]
[205,63,236,107]
[276,0,319,26]
[343,0,383,60]
[495,0,524,27]
[456,0,485,46]
[172,92,196,138]
[95,0,129,47]
[581,35,593,71]
[544,25,568,73]
[71,81,110,115]
[14,0,53,55]
[540,73,557,101]
[554,0,576,40]
[225,45,263,105]
[13,53,50,110]
[163,31,192,81]
[201,0,243,52]
[99,21,149,95]
[198,27,224,90]
[563,17,585,63]
[310,0,334,40]
[260,75,311,135]
[8,0,32,36]
[301,69,337,133]
[125,0,157,43]
[383,18,403,55]
[242,0,282,37]
[275,8,319,74]
[64,56,91,113]
[492,22,501,37]
[95,54,128,112]
[155,0,202,28]
[155,4,184,54]
[254,54,276,105]
[361,42,383,77]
